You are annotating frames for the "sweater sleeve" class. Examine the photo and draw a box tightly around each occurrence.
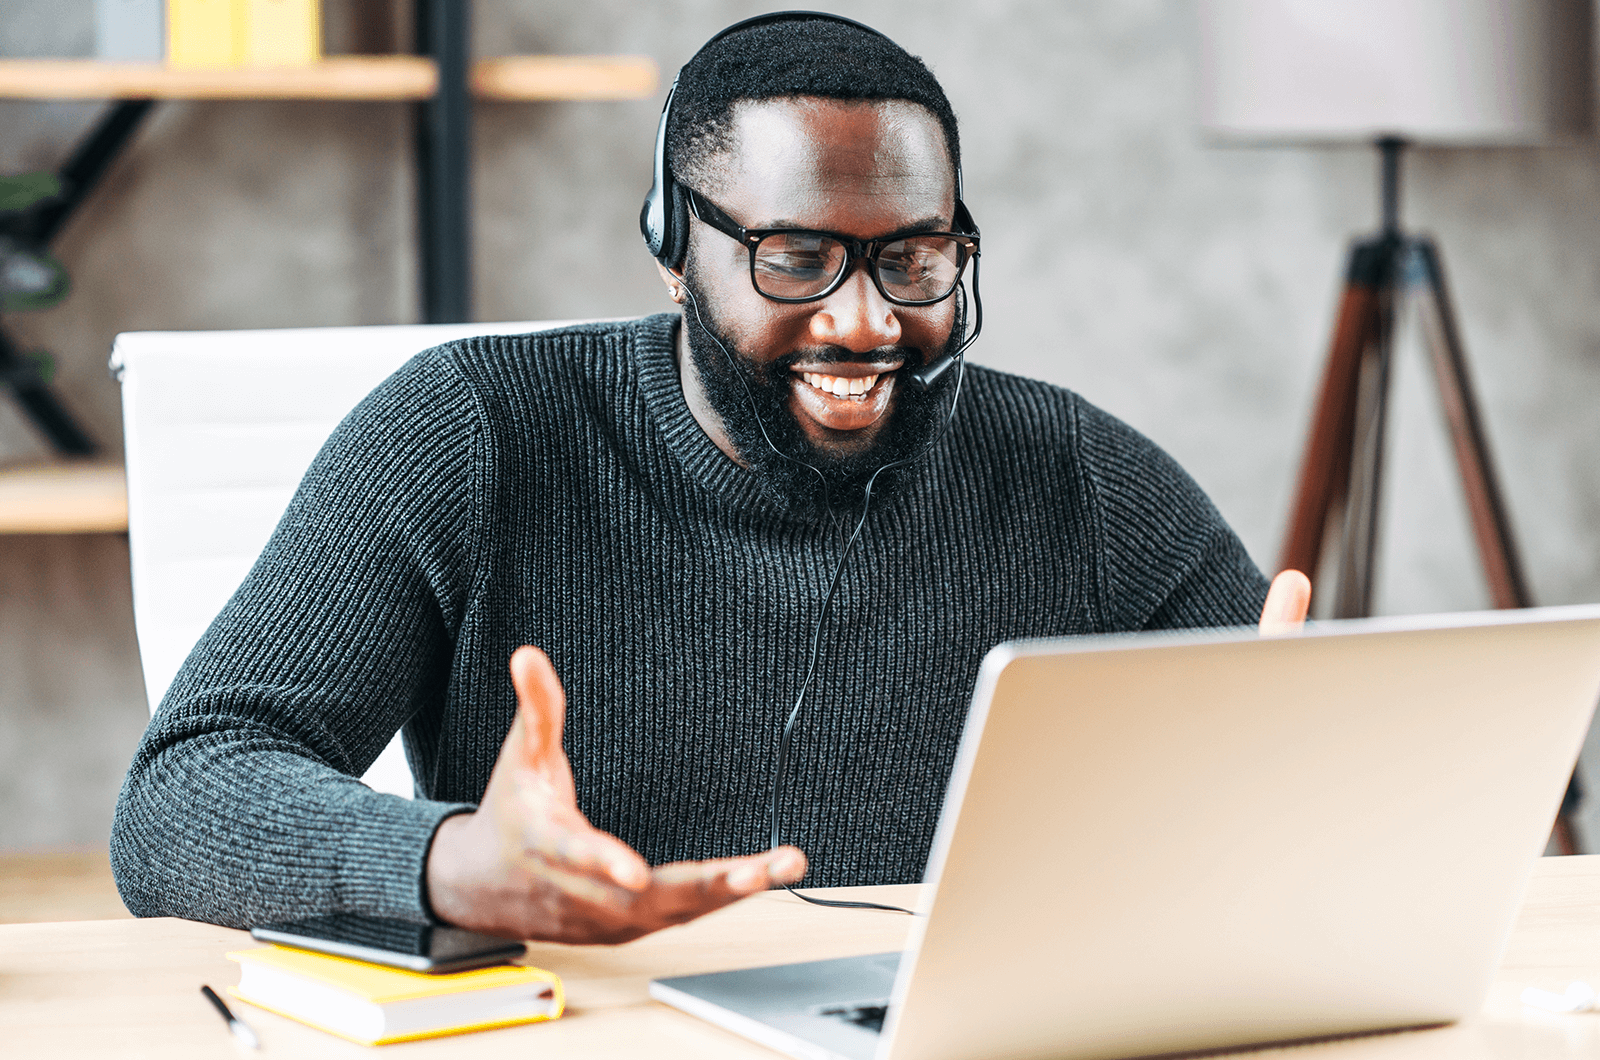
[1073,396,1269,631]
[110,347,484,928]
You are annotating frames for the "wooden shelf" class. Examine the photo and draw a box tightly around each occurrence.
[0,57,434,100]
[0,55,657,101]
[0,462,127,534]
[473,55,657,101]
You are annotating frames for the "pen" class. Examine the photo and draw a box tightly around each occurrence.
[201,984,261,1049]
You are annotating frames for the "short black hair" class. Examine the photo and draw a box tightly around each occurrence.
[666,15,961,193]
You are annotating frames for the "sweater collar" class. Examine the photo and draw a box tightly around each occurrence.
[630,312,799,517]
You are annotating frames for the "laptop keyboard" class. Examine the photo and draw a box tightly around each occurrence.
[818,1003,889,1034]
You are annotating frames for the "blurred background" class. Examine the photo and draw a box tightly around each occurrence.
[1,1,1598,908]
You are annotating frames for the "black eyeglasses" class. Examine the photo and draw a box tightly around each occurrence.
[683,186,979,306]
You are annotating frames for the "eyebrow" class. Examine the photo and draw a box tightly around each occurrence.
[764,215,953,239]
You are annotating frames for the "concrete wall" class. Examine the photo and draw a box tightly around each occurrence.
[3,1,1599,850]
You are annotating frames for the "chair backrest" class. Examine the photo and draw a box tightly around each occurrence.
[114,320,581,797]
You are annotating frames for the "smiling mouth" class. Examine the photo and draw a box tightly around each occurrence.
[800,370,883,398]
[787,359,904,435]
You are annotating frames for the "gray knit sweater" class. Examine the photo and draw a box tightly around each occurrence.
[111,314,1267,928]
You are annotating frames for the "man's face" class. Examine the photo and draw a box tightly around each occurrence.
[673,97,961,506]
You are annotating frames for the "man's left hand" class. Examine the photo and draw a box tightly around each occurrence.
[1258,569,1311,635]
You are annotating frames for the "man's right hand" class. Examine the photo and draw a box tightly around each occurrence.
[424,646,807,944]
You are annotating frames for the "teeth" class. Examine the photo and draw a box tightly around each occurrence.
[802,371,880,398]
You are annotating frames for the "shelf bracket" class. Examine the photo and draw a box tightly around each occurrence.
[2,98,153,455]
[414,0,472,324]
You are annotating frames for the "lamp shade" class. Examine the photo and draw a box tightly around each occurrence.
[1198,0,1594,143]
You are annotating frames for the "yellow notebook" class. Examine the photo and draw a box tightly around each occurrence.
[244,0,320,67]
[228,946,564,1046]
[167,0,247,68]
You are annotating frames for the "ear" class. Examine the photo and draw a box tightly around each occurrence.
[655,261,686,305]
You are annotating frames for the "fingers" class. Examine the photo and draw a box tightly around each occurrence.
[1259,569,1312,636]
[509,646,567,766]
[541,847,799,941]
[549,820,652,892]
[511,847,807,944]
[653,846,808,897]
[725,846,807,891]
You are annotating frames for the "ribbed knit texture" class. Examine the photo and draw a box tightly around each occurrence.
[111,313,1267,928]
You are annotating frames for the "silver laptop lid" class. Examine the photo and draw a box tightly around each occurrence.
[884,606,1600,1060]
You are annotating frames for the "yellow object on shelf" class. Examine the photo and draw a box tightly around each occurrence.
[244,0,320,67]
[167,0,246,69]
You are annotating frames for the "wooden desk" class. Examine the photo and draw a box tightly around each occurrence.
[5,862,1600,1058]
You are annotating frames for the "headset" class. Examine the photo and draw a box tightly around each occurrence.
[639,12,984,913]
[640,10,981,390]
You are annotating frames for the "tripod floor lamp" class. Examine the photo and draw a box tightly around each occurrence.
[1199,0,1595,852]
[1282,138,1526,621]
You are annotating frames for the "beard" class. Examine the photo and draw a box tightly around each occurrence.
[680,276,964,519]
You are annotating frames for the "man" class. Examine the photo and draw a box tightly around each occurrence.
[111,15,1308,945]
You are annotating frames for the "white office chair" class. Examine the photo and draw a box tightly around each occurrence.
[114,319,584,797]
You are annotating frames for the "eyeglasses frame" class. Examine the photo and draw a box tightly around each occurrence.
[681,185,980,307]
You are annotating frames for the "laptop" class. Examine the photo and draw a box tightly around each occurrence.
[651,606,1600,1060]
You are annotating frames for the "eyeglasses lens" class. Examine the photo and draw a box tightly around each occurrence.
[876,237,964,302]
[751,233,846,299]
[751,234,965,303]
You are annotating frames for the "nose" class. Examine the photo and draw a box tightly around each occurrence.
[808,263,902,353]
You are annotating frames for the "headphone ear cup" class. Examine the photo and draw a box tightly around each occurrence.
[640,188,664,259]
[663,182,691,270]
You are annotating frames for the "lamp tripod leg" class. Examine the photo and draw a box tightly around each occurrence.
[1279,239,1402,613]
[1279,246,1382,585]
[1332,251,1400,619]
[1409,239,1532,610]
[1554,798,1584,858]
[1407,238,1580,854]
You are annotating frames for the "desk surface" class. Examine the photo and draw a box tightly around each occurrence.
[5,860,1600,1059]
